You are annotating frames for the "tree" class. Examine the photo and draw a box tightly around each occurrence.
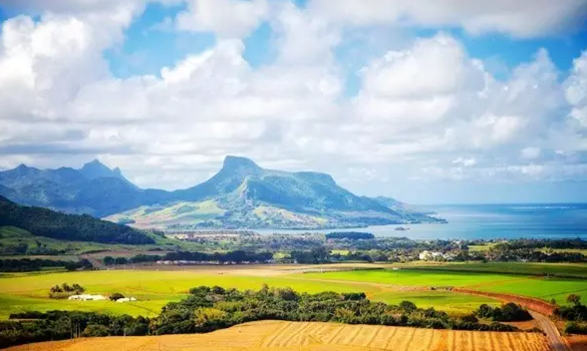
[193,308,227,328]
[110,293,125,301]
[81,324,110,337]
[72,284,85,294]
[114,257,128,265]
[399,301,417,313]
[103,256,114,266]
[567,294,582,306]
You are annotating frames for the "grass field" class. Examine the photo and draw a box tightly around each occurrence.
[0,267,501,319]
[6,320,551,351]
[303,268,587,305]
[1,262,586,320]
[369,290,500,315]
[406,261,587,279]
[0,270,374,319]
[303,269,512,287]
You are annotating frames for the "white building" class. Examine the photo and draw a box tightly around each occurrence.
[68,294,107,301]
[115,297,138,303]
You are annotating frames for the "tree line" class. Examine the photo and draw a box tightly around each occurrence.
[0,258,93,272]
[0,285,530,349]
[103,250,274,265]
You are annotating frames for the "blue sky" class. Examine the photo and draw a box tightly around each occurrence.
[0,0,587,203]
[102,2,587,84]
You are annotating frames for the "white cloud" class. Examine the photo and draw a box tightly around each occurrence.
[521,147,541,160]
[359,35,484,98]
[309,0,587,38]
[176,0,269,38]
[0,0,586,200]
[565,50,587,128]
[453,157,476,167]
[271,2,340,65]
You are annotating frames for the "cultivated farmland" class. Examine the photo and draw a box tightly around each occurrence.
[0,267,501,318]
[5,320,551,351]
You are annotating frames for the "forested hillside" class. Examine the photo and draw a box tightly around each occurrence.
[0,196,154,245]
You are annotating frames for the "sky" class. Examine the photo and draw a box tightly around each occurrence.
[0,0,587,204]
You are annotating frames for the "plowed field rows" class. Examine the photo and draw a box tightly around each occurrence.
[6,320,551,351]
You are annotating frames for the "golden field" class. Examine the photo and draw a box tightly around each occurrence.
[6,320,551,351]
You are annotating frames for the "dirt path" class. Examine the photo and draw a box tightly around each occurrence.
[452,288,556,315]
[296,277,571,351]
[530,311,571,351]
[452,288,569,351]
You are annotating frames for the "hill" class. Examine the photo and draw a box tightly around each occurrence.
[106,156,442,229]
[0,156,443,229]
[0,196,154,245]
[5,320,550,351]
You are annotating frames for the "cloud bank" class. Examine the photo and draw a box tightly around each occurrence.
[0,0,586,202]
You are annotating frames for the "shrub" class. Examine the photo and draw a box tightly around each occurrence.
[475,303,531,322]
[109,293,125,301]
[565,322,587,335]
[81,324,110,337]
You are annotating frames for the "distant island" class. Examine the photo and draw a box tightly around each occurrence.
[0,156,445,230]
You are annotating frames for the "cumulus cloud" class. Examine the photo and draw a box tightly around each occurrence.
[0,0,586,200]
[309,0,587,38]
[565,50,587,128]
[176,0,269,38]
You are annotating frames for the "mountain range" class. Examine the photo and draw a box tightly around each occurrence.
[0,156,444,229]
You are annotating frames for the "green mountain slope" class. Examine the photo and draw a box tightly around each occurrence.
[0,195,154,244]
[106,156,443,230]
[1,156,444,230]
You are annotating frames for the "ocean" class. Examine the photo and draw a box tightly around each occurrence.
[254,204,587,240]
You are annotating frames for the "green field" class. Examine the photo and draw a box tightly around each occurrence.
[368,290,500,315]
[0,269,501,319]
[479,277,587,303]
[2,263,586,320]
[303,269,512,287]
[303,268,587,305]
[406,262,587,279]
[0,270,382,319]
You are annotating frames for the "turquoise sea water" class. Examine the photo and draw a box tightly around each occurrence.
[254,204,587,240]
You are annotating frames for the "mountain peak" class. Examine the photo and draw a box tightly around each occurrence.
[80,159,123,181]
[222,156,261,172]
[85,159,105,167]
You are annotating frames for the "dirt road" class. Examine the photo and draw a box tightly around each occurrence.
[530,311,570,351]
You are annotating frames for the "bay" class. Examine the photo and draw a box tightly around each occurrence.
[253,203,587,240]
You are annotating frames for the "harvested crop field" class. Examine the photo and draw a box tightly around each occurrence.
[6,320,551,351]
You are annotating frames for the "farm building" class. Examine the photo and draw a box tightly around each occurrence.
[68,294,107,301]
[115,297,138,303]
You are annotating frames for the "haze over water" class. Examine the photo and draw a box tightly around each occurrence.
[255,204,587,240]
